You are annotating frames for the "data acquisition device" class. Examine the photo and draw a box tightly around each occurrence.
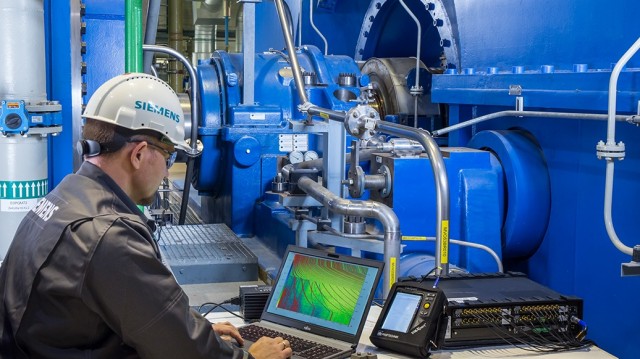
[371,272,586,358]
[370,278,446,358]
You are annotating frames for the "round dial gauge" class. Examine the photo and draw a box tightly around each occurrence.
[288,150,304,164]
[303,150,319,161]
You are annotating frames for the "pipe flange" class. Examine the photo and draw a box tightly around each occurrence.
[348,166,366,198]
[596,140,626,160]
[344,104,380,140]
[378,165,392,198]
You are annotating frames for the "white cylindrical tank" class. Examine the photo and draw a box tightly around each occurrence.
[0,0,50,260]
[0,0,47,103]
[0,136,48,260]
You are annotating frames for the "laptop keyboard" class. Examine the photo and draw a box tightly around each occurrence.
[239,325,343,359]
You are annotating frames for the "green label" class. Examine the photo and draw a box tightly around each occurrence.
[0,180,48,199]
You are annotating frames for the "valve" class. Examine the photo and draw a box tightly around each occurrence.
[344,104,380,140]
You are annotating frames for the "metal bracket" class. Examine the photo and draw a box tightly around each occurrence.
[515,96,524,112]
[508,84,522,96]
[622,245,640,277]
[508,85,524,112]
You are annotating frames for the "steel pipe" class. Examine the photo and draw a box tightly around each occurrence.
[142,45,200,225]
[297,176,400,297]
[274,0,309,105]
[309,0,328,55]
[432,110,630,137]
[601,37,640,257]
[376,121,450,276]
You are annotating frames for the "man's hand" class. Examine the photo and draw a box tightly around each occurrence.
[212,322,244,346]
[248,336,292,359]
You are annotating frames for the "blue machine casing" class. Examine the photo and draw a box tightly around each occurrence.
[196,46,361,236]
[369,149,504,274]
[424,2,640,358]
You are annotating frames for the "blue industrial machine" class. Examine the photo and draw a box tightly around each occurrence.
[23,0,640,358]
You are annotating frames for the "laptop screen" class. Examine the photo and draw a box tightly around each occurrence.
[262,246,383,342]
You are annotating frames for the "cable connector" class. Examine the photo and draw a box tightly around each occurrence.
[570,316,588,341]
[226,296,241,306]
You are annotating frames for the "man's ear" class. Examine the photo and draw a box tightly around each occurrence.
[129,141,147,170]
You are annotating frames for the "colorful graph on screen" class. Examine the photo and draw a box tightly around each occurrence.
[276,254,368,325]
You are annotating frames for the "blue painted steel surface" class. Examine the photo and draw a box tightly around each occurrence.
[196,46,359,235]
[253,194,297,259]
[48,0,125,186]
[421,2,640,357]
[298,0,370,56]
[254,1,285,53]
[83,2,125,104]
[370,149,503,273]
[468,130,551,260]
[48,0,75,186]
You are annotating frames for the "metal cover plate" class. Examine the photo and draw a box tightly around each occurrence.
[158,224,258,284]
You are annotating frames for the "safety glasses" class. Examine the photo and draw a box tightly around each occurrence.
[128,139,177,169]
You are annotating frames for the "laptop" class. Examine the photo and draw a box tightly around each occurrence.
[238,245,384,359]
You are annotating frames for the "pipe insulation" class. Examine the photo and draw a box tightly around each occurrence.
[0,0,47,102]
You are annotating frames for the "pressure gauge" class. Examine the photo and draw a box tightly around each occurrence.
[288,150,304,164]
[303,150,319,161]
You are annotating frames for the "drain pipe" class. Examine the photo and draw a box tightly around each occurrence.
[297,176,400,297]
[143,45,201,225]
[597,37,640,257]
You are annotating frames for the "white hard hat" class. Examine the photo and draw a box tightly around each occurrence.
[82,73,190,152]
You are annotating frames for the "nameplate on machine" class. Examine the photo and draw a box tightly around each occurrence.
[279,134,309,152]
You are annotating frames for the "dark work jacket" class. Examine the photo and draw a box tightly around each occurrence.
[0,162,247,359]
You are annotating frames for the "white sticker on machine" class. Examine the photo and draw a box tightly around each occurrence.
[279,134,309,152]
[1,198,39,212]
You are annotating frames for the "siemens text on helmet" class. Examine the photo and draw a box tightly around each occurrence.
[134,100,181,123]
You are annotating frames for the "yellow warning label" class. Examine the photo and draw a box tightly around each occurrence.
[402,236,427,241]
[441,220,449,264]
[390,257,397,289]
[319,112,329,120]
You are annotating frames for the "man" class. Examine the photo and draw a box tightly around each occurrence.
[0,73,292,358]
